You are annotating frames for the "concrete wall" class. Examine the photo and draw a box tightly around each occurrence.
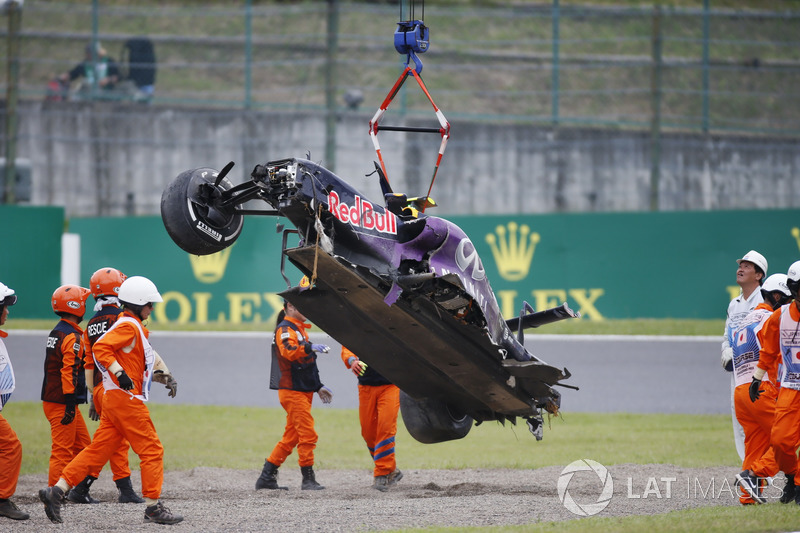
[10,100,800,218]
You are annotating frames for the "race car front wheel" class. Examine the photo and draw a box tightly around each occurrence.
[399,390,473,444]
[161,167,244,255]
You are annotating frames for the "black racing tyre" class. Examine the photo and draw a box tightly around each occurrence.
[160,168,244,255]
[399,390,473,444]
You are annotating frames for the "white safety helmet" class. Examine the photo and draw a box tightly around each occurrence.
[737,250,768,280]
[762,273,790,296]
[0,282,17,307]
[787,261,800,299]
[118,276,163,306]
[761,273,790,310]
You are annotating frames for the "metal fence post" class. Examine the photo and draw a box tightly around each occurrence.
[551,0,560,127]
[325,0,339,171]
[702,0,710,133]
[91,0,99,98]
[244,0,252,110]
[649,4,662,211]
[3,0,22,205]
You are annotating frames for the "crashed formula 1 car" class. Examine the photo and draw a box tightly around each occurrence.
[160,158,579,444]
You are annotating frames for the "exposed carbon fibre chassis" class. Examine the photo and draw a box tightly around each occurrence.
[281,245,569,422]
[160,157,578,438]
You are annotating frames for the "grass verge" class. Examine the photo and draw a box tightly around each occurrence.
[402,505,800,533]
[4,404,738,474]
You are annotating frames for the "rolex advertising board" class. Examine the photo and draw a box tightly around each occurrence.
[64,208,799,324]
[456,210,799,321]
[69,216,299,326]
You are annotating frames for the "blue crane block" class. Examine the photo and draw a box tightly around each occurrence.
[394,20,429,55]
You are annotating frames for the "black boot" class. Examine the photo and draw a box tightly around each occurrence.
[66,475,100,504]
[300,465,324,490]
[115,476,145,503]
[38,486,65,523]
[781,474,796,504]
[0,498,29,520]
[255,460,287,490]
[144,501,183,525]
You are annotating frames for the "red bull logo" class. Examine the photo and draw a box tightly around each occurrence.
[328,191,397,234]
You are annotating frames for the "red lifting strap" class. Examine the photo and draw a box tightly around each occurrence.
[368,66,450,212]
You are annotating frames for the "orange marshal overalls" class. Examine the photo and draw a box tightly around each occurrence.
[267,316,323,468]
[82,303,134,482]
[59,311,164,500]
[0,331,23,499]
[732,302,779,504]
[41,318,97,486]
[757,302,800,480]
[341,347,399,477]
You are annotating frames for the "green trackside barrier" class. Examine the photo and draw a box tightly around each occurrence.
[0,205,64,319]
[69,215,298,327]
[450,209,799,321]
[65,208,800,324]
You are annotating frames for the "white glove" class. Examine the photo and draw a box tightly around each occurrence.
[721,347,734,371]
[317,386,333,404]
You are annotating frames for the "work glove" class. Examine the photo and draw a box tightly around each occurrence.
[154,371,178,398]
[311,344,330,354]
[164,375,178,398]
[61,394,76,425]
[721,347,734,372]
[88,396,100,422]
[115,369,134,391]
[749,377,764,403]
[346,356,368,377]
[317,386,333,404]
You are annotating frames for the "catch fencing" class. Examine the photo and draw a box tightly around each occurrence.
[1,1,799,217]
[4,1,799,135]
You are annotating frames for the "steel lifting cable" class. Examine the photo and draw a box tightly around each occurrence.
[401,0,424,25]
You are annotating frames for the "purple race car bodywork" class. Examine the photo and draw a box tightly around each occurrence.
[161,157,578,443]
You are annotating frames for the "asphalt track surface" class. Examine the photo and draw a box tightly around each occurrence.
[6,331,727,414]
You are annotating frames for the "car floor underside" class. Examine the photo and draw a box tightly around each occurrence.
[281,245,566,421]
